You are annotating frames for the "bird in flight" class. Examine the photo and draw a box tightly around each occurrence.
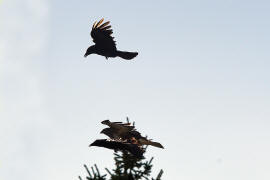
[84,18,138,60]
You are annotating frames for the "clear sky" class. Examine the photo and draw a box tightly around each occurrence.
[1,0,270,180]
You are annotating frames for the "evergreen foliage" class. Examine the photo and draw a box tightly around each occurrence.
[79,149,163,180]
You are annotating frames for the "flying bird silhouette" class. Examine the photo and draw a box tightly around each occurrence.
[84,18,138,60]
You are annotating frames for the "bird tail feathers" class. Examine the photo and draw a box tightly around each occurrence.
[116,51,138,60]
[139,139,164,149]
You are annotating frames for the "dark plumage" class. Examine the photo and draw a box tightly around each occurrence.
[90,139,144,158]
[100,127,140,141]
[100,120,164,149]
[100,128,118,140]
[100,120,135,139]
[101,127,164,149]
[84,18,138,60]
[101,120,135,131]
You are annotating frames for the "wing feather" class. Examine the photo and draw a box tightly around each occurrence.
[95,18,104,28]
[92,21,97,29]
[99,21,110,29]
[101,25,111,30]
[90,19,116,50]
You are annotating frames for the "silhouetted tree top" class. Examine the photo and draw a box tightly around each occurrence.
[79,149,163,180]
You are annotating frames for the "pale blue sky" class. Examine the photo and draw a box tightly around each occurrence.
[1,0,270,180]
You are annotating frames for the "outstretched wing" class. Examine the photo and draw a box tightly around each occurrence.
[90,139,144,158]
[91,18,116,50]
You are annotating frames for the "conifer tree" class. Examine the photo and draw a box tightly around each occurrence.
[79,149,163,180]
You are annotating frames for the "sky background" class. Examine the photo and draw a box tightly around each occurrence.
[1,0,270,180]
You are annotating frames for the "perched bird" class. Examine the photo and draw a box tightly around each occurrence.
[100,128,119,140]
[100,127,138,140]
[90,139,144,158]
[101,120,135,138]
[101,127,164,149]
[84,18,138,60]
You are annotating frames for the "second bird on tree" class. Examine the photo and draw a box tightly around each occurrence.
[84,18,138,60]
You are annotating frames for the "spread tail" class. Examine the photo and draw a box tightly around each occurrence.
[139,139,164,149]
[116,51,138,60]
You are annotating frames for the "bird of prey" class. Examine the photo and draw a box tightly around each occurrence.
[101,120,135,140]
[101,127,164,149]
[90,139,144,158]
[84,18,138,60]
[101,120,134,129]
[100,120,164,149]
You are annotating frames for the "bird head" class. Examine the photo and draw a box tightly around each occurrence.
[89,139,107,147]
[84,45,96,57]
[100,128,109,134]
[100,128,115,139]
[101,120,110,125]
